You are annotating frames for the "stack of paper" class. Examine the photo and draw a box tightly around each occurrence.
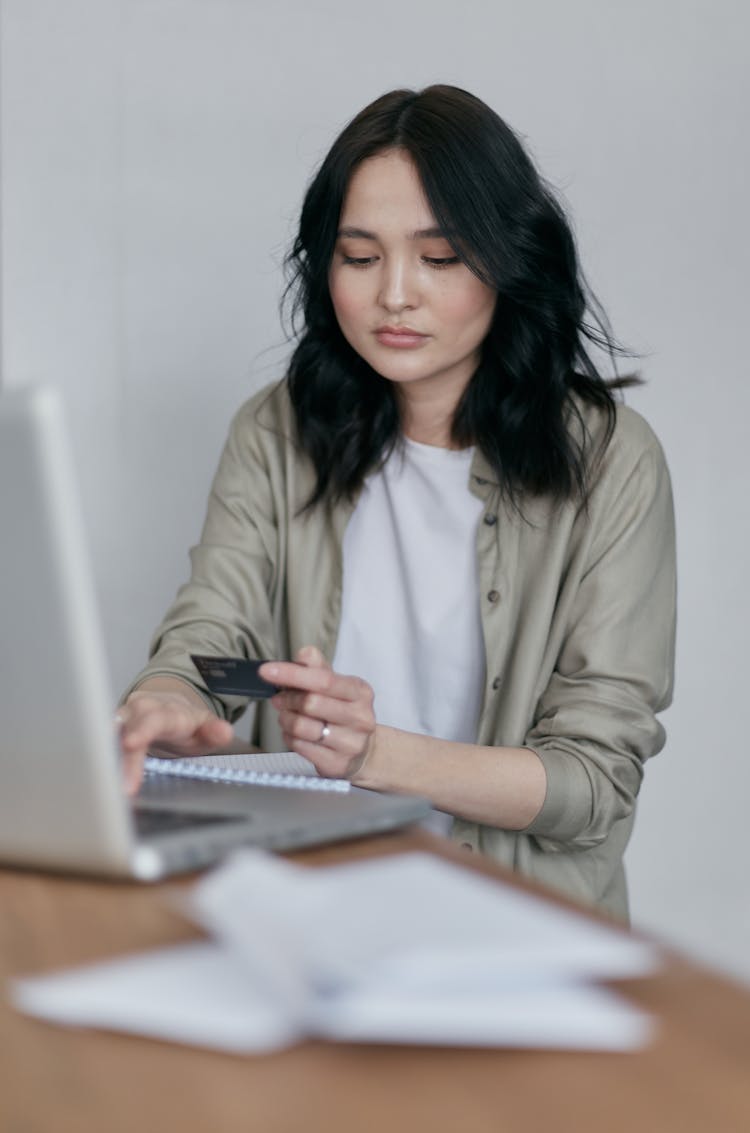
[11,851,658,1052]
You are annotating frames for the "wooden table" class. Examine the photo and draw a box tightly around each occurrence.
[2,828,749,1133]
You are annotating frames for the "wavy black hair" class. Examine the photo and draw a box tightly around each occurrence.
[285,84,635,510]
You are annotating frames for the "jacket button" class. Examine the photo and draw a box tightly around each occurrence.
[487,589,500,603]
[460,842,474,853]
[492,676,501,690]
[483,513,497,526]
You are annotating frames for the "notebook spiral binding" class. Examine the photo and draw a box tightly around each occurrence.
[143,756,352,793]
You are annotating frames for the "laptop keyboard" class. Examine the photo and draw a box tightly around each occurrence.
[133,807,247,838]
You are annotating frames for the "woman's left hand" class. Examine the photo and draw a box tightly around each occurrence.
[259,646,376,780]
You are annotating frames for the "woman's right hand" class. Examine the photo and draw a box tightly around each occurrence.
[117,678,234,796]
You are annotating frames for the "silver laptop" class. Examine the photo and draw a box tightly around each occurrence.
[0,385,429,880]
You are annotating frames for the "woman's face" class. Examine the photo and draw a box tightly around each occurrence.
[328,149,496,409]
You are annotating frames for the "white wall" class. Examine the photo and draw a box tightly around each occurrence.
[2,0,748,981]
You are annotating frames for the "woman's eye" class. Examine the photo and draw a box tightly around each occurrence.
[422,256,460,269]
[342,255,376,267]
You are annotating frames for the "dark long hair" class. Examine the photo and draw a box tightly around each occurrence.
[285,85,635,510]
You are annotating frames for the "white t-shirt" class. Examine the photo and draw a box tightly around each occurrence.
[332,437,486,834]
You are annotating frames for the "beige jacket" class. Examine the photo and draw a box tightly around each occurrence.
[130,381,676,917]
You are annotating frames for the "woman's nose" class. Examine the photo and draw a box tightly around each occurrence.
[378,258,419,313]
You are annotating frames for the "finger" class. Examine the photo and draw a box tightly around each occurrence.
[116,708,147,793]
[283,734,370,781]
[278,709,333,747]
[193,717,235,748]
[293,645,330,669]
[277,708,365,755]
[260,661,368,702]
[122,751,146,797]
[134,717,233,760]
[273,690,373,732]
[119,700,205,754]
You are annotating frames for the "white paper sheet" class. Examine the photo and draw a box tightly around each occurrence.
[13,941,298,1053]
[187,850,658,995]
[315,981,653,1050]
[12,938,653,1053]
[11,849,659,1053]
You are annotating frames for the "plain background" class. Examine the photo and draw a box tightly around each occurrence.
[1,0,748,981]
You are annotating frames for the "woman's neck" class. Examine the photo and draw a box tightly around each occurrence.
[397,385,460,449]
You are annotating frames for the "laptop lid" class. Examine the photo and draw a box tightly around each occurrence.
[0,386,430,880]
[0,385,135,874]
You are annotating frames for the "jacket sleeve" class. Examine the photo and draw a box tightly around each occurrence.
[121,396,282,722]
[521,434,677,850]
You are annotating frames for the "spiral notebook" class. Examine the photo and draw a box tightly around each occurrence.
[144,752,352,793]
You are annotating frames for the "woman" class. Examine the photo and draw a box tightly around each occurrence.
[119,85,676,918]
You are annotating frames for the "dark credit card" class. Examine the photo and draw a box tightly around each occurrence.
[191,655,279,699]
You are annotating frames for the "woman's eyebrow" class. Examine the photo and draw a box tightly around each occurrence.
[411,227,450,239]
[337,226,376,240]
[336,226,450,240]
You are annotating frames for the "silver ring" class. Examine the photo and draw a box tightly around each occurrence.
[319,722,331,743]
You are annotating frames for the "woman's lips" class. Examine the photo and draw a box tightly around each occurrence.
[374,327,429,349]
